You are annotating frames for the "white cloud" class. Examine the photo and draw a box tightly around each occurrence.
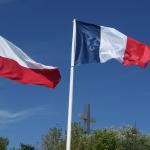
[0,107,46,125]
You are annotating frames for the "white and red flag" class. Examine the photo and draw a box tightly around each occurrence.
[0,36,61,88]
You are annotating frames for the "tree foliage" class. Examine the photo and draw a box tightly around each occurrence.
[41,123,150,150]
[0,137,9,150]
[2,123,150,150]
[42,127,64,150]
[20,143,35,150]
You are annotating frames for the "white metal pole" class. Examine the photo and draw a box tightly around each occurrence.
[66,19,76,150]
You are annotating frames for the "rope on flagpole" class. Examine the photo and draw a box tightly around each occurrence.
[66,19,76,150]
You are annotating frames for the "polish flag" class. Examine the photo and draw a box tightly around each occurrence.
[0,36,61,88]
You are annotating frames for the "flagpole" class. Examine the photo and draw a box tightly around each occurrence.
[66,19,76,150]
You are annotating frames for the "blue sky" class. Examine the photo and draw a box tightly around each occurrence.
[0,0,150,148]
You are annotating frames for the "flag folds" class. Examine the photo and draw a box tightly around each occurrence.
[75,21,150,67]
[0,36,61,88]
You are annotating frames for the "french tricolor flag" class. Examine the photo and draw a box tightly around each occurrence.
[0,36,61,88]
[75,21,150,67]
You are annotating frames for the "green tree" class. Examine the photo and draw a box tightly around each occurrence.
[20,143,35,150]
[41,124,150,150]
[42,127,64,150]
[71,122,85,150]
[91,129,117,150]
[0,137,9,150]
[116,126,150,150]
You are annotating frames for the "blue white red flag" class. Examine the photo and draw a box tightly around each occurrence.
[75,21,150,67]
